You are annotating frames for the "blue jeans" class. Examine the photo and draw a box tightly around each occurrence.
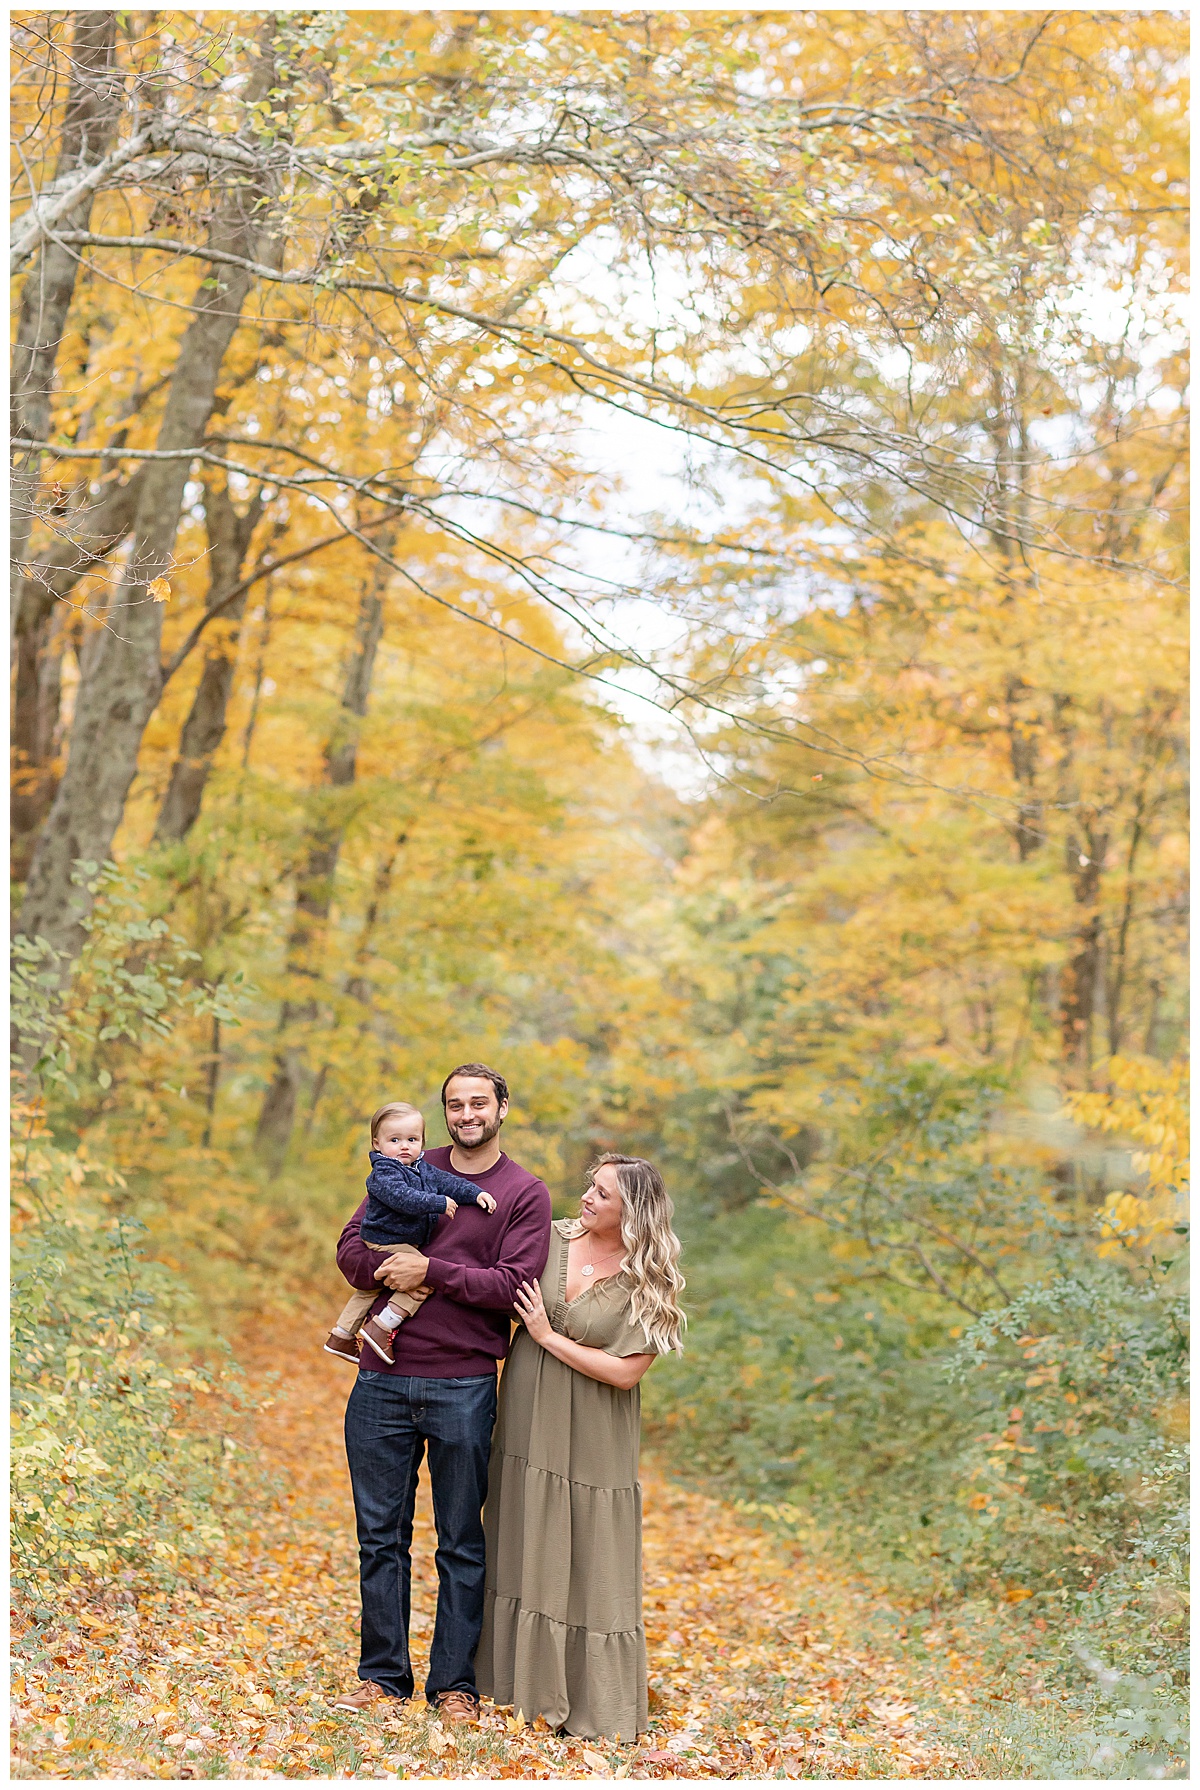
[343,1370,497,1702]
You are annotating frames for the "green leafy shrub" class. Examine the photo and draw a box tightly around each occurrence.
[11,865,264,1609]
[646,1072,1188,1706]
[12,860,246,1106]
[643,1203,972,1590]
[950,1259,1188,1681]
[11,1155,258,1603]
[966,1653,1189,1780]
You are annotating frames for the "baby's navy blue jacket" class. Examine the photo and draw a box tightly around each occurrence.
[361,1151,488,1250]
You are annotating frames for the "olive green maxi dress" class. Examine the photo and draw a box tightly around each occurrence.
[477,1220,667,1740]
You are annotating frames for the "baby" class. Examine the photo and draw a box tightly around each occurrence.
[324,1100,496,1366]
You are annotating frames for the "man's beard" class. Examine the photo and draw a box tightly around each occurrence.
[446,1112,504,1150]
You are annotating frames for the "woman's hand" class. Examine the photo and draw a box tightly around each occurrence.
[513,1276,653,1387]
[514,1279,554,1345]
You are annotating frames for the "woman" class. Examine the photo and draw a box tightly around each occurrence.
[477,1153,686,1741]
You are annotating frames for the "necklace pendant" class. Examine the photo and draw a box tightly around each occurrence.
[580,1263,595,1276]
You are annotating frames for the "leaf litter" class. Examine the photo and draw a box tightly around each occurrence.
[12,1344,991,1778]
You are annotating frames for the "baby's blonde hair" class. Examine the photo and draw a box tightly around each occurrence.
[370,1101,424,1145]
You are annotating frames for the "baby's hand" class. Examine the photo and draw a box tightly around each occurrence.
[444,1198,458,1220]
[477,1192,497,1214]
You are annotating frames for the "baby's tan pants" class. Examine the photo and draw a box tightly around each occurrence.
[334,1241,430,1334]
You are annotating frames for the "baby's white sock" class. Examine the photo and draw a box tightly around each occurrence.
[376,1305,406,1331]
[332,1326,354,1338]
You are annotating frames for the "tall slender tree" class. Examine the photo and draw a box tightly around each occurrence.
[255,537,395,1169]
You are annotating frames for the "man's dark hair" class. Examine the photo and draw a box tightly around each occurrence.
[441,1062,509,1109]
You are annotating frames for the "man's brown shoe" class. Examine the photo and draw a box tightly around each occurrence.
[435,1689,480,1726]
[331,1680,403,1712]
[361,1316,397,1365]
[324,1331,360,1363]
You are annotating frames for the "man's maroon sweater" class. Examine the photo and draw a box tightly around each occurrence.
[336,1146,552,1378]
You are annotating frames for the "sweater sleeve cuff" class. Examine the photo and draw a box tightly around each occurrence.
[423,1255,452,1291]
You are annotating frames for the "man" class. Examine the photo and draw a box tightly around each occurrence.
[333,1064,552,1724]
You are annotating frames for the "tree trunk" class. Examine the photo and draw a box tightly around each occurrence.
[1105,803,1143,1058]
[1060,825,1109,1078]
[256,551,392,1171]
[153,480,267,843]
[11,12,121,612]
[201,1011,221,1150]
[345,828,411,1007]
[11,609,68,884]
[1005,676,1043,861]
[11,468,145,871]
[17,182,279,958]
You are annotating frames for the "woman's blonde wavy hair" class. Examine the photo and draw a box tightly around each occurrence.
[586,1153,686,1355]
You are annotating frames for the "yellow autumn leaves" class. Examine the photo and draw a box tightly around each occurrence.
[1065,1058,1190,1252]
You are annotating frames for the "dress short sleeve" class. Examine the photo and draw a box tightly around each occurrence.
[552,1224,674,1358]
[606,1318,664,1358]
[569,1281,673,1360]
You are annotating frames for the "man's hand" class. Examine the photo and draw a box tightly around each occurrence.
[374,1244,430,1293]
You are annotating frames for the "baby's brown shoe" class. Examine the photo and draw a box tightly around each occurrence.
[361,1316,397,1365]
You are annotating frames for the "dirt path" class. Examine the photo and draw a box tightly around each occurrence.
[13,1352,988,1778]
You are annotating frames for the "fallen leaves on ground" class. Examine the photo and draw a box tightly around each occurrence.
[12,1342,989,1778]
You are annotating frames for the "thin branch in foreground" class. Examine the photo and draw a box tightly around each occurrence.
[22,436,1075,824]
